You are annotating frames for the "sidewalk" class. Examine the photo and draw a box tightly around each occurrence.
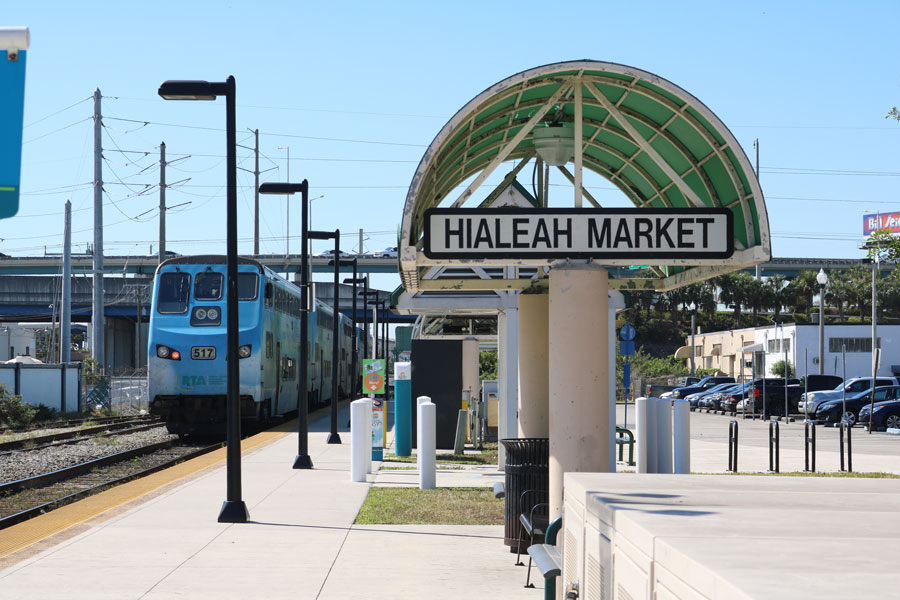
[0,403,540,600]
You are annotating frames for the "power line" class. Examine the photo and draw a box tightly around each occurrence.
[23,117,92,144]
[24,96,92,128]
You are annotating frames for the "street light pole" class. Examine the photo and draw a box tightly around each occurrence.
[259,180,313,468]
[308,229,341,443]
[343,261,362,402]
[159,76,249,523]
[817,269,828,375]
[689,302,697,377]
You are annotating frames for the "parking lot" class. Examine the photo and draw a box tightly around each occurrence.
[618,404,900,475]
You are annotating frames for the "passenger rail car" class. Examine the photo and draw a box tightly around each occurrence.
[148,255,360,435]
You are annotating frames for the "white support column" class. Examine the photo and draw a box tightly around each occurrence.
[549,263,609,519]
[497,303,519,469]
[518,293,549,438]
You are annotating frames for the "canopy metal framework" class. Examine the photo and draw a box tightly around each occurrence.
[400,60,770,294]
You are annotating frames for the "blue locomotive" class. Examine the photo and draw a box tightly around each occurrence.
[148,255,359,435]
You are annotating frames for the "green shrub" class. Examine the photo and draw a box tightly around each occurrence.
[0,383,35,427]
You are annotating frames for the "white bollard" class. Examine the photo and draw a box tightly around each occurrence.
[646,396,658,473]
[351,398,372,482]
[656,397,673,474]
[673,399,691,474]
[417,399,436,489]
[635,397,649,473]
[417,395,431,405]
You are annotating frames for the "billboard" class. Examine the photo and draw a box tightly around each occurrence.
[863,212,900,236]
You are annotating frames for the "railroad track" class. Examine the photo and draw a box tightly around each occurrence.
[0,418,161,452]
[1,415,147,435]
[0,440,221,530]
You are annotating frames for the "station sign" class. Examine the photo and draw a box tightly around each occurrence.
[0,28,29,220]
[424,208,733,259]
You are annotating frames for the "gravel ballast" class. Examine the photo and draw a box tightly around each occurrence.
[0,427,178,483]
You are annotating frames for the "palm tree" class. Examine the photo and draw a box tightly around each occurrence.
[788,270,818,318]
[766,274,790,322]
[826,270,852,322]
[745,277,770,326]
[716,272,752,326]
[845,265,872,321]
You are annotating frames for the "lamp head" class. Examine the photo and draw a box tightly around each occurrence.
[689,302,697,312]
[259,182,307,195]
[816,268,828,286]
[158,80,222,100]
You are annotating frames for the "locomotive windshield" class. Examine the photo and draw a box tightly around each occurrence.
[157,272,190,313]
[194,272,223,300]
[238,273,259,300]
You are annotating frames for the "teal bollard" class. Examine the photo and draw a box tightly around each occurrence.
[394,376,412,457]
[545,517,562,600]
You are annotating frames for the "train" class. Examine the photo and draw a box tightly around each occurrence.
[147,255,361,435]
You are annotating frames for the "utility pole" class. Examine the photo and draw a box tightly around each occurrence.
[254,129,260,255]
[61,200,72,363]
[92,88,105,372]
[278,146,290,256]
[358,228,363,255]
[159,141,166,264]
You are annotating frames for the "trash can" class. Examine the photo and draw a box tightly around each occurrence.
[499,438,549,551]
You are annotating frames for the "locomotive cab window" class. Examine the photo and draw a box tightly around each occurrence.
[238,273,259,301]
[194,271,223,301]
[157,272,190,314]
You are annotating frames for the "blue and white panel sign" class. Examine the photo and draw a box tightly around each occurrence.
[0,27,30,220]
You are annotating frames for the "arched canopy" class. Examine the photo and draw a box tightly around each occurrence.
[400,61,770,293]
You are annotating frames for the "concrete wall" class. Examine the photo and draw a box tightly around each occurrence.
[0,363,81,411]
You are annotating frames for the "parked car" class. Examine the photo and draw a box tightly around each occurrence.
[799,377,900,418]
[686,382,741,409]
[719,378,801,416]
[670,376,736,399]
[815,386,900,426]
[858,396,900,431]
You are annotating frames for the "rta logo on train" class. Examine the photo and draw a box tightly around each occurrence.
[424,207,734,259]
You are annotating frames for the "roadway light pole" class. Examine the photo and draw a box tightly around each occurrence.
[259,180,313,469]
[159,77,248,523]
[689,302,697,377]
[817,269,827,375]
[311,229,341,444]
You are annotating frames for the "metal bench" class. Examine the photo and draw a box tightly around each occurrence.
[527,544,561,578]
[515,489,549,588]
[616,426,635,465]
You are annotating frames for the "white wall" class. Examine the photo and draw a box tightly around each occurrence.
[1,326,36,361]
[755,324,899,379]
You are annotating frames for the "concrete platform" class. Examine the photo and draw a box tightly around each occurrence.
[0,403,537,600]
[1,403,899,599]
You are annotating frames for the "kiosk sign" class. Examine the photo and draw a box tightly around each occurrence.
[424,207,733,259]
[0,27,29,220]
[363,359,386,395]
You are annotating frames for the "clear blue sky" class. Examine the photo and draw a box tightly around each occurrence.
[4,1,900,293]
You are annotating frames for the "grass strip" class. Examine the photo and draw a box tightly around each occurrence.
[355,487,503,525]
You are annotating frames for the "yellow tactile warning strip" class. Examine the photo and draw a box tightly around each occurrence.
[0,421,297,560]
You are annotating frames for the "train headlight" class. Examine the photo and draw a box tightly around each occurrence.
[156,344,181,360]
[207,308,219,320]
[238,344,252,359]
[195,308,207,320]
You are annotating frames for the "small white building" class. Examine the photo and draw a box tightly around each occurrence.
[688,323,900,380]
[1,325,36,361]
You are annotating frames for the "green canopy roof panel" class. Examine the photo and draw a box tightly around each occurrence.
[400,60,770,293]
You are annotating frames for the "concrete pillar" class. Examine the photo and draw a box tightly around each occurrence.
[549,263,609,518]
[517,293,549,438]
[497,305,519,468]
